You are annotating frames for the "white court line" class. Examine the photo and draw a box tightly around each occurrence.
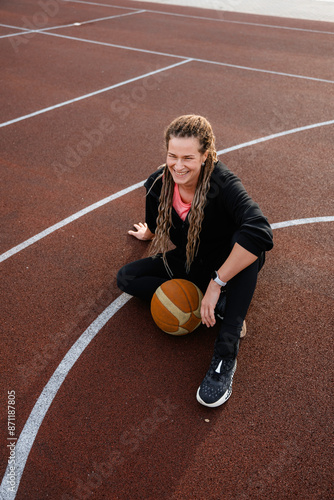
[2,0,332,40]
[0,26,36,39]
[1,214,333,499]
[271,216,334,229]
[0,181,146,263]
[0,23,31,31]
[0,292,132,500]
[64,0,140,11]
[64,0,334,35]
[35,31,334,85]
[56,9,147,27]
[216,119,334,155]
[32,9,147,33]
[42,29,189,58]
[1,2,333,39]
[0,10,146,38]
[1,30,333,129]
[0,31,35,39]
[0,59,191,129]
[1,118,333,264]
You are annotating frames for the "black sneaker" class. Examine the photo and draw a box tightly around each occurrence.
[196,353,237,408]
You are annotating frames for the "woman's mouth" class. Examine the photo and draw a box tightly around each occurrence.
[173,168,189,177]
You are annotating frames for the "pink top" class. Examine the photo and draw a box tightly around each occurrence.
[173,183,191,221]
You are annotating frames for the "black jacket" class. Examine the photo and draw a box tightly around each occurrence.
[144,160,273,271]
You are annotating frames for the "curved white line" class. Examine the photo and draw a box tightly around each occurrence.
[0,181,145,263]
[216,119,334,155]
[0,215,333,498]
[1,119,333,265]
[0,292,132,500]
[271,216,334,229]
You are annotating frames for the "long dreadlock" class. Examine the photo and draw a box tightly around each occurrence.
[149,115,217,273]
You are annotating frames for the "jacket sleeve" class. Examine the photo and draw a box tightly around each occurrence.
[215,169,274,256]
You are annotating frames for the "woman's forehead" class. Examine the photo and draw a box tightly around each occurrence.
[168,136,201,153]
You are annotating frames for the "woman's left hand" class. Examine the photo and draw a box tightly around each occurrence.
[201,281,221,328]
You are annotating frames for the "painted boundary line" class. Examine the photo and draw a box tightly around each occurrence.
[1,215,334,499]
[216,119,334,154]
[41,29,189,60]
[1,34,333,130]
[2,13,333,128]
[0,24,30,31]
[0,10,146,38]
[0,292,132,500]
[2,1,334,40]
[1,118,333,264]
[64,0,334,35]
[270,216,334,229]
[0,181,146,263]
[0,59,191,129]
[40,30,334,85]
[1,31,35,40]
[5,23,334,86]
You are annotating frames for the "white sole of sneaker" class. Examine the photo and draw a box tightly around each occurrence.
[196,360,237,408]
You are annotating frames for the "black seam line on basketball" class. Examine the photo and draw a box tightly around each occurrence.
[39,31,334,85]
[176,280,193,312]
[174,280,201,312]
[63,0,334,35]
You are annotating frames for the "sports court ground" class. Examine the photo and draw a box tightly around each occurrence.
[1,0,333,498]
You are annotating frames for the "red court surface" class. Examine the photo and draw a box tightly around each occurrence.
[1,1,333,499]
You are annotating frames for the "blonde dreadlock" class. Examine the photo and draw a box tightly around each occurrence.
[149,115,217,273]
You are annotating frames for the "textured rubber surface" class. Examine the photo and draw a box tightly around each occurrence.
[1,1,333,499]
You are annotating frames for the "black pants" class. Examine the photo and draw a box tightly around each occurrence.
[117,244,265,358]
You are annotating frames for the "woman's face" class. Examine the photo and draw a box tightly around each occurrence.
[166,136,208,190]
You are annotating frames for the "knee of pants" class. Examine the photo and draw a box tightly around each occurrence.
[117,265,133,293]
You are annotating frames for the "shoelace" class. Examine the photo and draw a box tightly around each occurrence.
[208,354,234,381]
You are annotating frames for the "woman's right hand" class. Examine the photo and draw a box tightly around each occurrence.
[128,222,154,241]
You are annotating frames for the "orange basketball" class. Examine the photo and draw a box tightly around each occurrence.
[150,279,203,335]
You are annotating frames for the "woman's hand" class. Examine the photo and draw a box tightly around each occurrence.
[201,280,221,328]
[128,222,154,241]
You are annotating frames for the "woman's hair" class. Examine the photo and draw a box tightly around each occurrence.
[149,115,217,273]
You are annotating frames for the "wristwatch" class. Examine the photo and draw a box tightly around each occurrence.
[211,271,227,287]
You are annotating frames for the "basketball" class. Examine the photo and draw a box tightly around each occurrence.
[150,279,203,335]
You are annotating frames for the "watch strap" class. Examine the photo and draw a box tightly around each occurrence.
[212,271,227,287]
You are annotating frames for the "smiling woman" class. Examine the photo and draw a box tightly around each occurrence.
[117,115,274,408]
[167,136,208,190]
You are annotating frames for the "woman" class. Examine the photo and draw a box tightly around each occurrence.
[117,115,273,408]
